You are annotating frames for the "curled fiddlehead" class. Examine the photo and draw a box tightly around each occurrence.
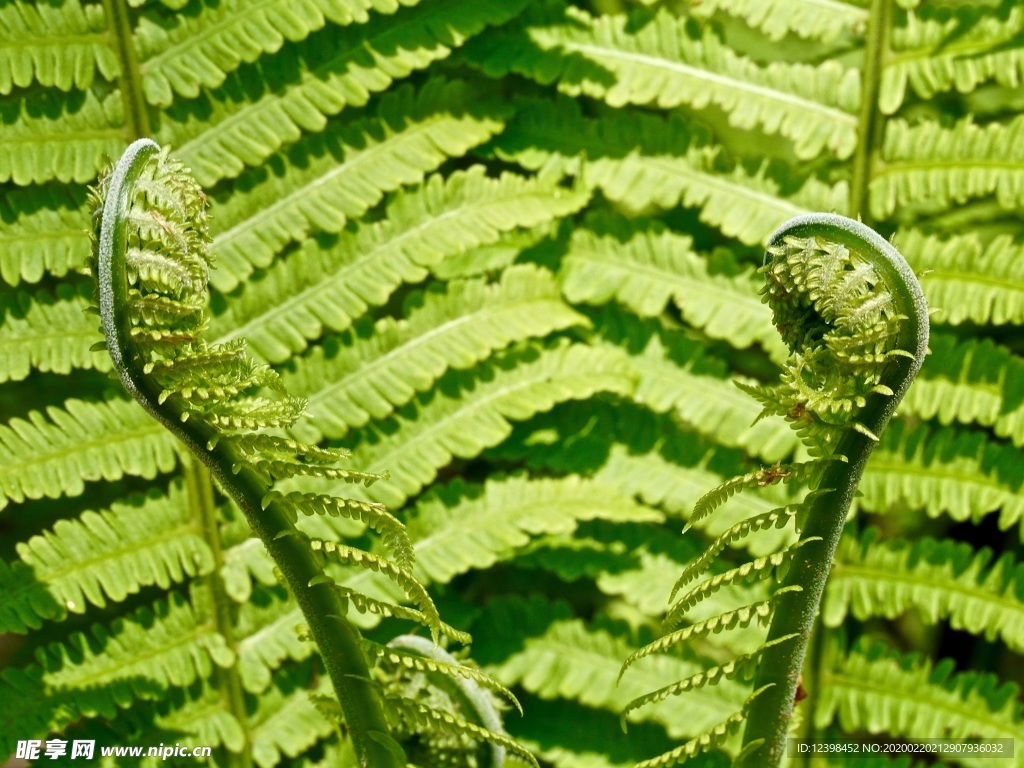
[619,214,928,768]
[90,139,527,767]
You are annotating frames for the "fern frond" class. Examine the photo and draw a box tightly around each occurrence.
[897,228,1024,325]
[473,596,748,739]
[561,212,782,355]
[591,307,796,461]
[623,635,796,718]
[248,670,334,768]
[366,638,521,714]
[826,529,1024,652]
[672,503,809,595]
[408,475,663,585]
[0,481,211,633]
[0,588,233,751]
[0,397,179,512]
[821,640,1024,745]
[328,584,470,645]
[164,1,529,185]
[620,589,799,680]
[212,169,587,358]
[688,462,823,530]
[494,96,849,246]
[0,89,124,185]
[593,441,799,556]
[333,342,636,508]
[872,115,1024,218]
[267,490,411,569]
[882,3,1024,113]
[91,139,447,767]
[0,183,91,284]
[859,421,1024,530]
[664,543,815,628]
[281,266,584,439]
[206,79,508,292]
[0,283,111,382]
[386,693,539,768]
[688,0,868,42]
[233,584,312,692]
[135,0,416,106]
[0,0,120,94]
[633,687,769,768]
[475,6,859,160]
[902,334,1024,448]
[133,679,246,758]
[308,538,443,641]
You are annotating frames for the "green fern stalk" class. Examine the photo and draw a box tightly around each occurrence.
[94,139,405,768]
[735,213,929,767]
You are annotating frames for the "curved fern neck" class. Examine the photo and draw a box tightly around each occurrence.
[735,214,928,768]
[96,139,406,768]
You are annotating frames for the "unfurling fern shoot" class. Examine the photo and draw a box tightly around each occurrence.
[619,214,928,768]
[91,139,533,768]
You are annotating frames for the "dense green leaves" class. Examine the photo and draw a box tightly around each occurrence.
[2,0,1023,765]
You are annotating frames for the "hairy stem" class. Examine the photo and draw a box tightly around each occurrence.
[735,214,928,768]
[97,139,404,768]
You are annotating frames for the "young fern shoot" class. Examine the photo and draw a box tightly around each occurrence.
[619,214,929,768]
[91,139,532,768]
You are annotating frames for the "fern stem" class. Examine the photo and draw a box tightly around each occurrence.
[735,214,928,768]
[97,140,405,768]
[849,0,891,222]
[185,458,252,768]
[101,0,150,139]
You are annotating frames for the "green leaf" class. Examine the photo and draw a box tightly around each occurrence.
[0,481,212,633]
[826,529,1024,653]
[0,398,180,512]
[211,170,587,360]
[473,6,859,160]
[282,264,585,437]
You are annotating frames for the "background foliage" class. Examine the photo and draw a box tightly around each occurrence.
[1,0,1024,766]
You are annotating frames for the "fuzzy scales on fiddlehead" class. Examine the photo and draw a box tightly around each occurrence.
[619,213,928,768]
[91,139,535,768]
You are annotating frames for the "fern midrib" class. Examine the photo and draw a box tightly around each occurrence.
[4,127,125,143]
[831,560,1024,618]
[919,268,1024,292]
[823,669,1024,739]
[887,31,1024,67]
[875,158,1024,173]
[3,33,108,47]
[562,41,859,127]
